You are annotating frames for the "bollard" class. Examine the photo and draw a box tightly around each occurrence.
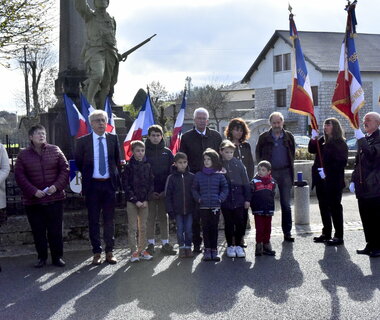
[294,172,310,225]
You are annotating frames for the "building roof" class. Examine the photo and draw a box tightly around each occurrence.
[242,30,380,83]
[219,81,252,92]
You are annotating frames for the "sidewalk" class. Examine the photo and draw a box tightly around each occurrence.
[0,193,362,258]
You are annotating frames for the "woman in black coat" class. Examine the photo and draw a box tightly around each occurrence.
[308,118,348,246]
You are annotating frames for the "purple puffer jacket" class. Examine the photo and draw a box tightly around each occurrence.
[15,143,69,205]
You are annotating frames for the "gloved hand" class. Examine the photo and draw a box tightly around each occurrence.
[354,128,365,140]
[311,129,319,140]
[318,168,326,179]
[349,182,355,193]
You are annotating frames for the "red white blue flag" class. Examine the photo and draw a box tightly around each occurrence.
[170,89,187,155]
[123,92,155,160]
[332,1,364,129]
[289,14,318,130]
[80,94,95,134]
[104,96,116,134]
[64,94,88,138]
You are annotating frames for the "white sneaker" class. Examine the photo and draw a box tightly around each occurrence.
[130,251,140,263]
[235,246,246,258]
[226,246,236,258]
[140,250,153,260]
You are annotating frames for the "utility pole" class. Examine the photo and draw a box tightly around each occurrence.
[21,45,31,116]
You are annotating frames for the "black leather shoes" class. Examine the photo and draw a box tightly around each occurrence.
[370,249,380,258]
[284,235,295,242]
[193,246,202,254]
[52,258,66,267]
[356,247,371,255]
[326,237,344,246]
[313,235,331,243]
[34,259,46,268]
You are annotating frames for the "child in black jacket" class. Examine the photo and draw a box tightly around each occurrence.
[165,152,195,258]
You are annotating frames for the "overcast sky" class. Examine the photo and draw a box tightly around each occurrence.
[1,0,379,113]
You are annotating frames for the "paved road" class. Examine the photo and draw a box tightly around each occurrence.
[1,193,379,320]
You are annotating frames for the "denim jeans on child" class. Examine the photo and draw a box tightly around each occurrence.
[175,214,193,248]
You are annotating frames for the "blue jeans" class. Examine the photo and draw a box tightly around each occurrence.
[272,168,293,236]
[175,214,193,248]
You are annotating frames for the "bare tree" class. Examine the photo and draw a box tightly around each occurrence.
[148,81,169,130]
[0,0,56,66]
[192,84,230,131]
[18,46,56,115]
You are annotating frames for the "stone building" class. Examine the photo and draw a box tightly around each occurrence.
[241,30,380,136]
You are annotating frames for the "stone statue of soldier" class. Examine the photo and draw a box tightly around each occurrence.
[75,0,120,109]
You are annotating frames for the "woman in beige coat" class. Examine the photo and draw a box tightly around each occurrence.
[0,143,10,272]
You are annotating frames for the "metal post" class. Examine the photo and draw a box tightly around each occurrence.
[23,46,31,116]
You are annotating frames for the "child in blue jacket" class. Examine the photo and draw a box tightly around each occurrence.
[192,148,229,262]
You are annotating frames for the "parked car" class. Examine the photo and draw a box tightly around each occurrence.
[346,137,358,150]
[294,135,310,149]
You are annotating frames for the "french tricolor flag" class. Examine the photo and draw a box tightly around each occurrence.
[64,94,88,138]
[123,93,155,160]
[80,94,95,134]
[331,1,364,129]
[104,96,116,134]
[170,89,187,155]
[288,14,318,130]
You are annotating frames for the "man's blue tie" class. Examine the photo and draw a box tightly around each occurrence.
[98,137,106,176]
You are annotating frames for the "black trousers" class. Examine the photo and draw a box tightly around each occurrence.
[222,207,245,246]
[315,182,344,239]
[192,206,202,248]
[200,209,220,249]
[85,179,116,254]
[25,201,64,261]
[358,197,380,250]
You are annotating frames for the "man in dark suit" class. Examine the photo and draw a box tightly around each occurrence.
[75,110,121,265]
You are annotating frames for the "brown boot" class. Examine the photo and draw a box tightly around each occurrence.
[185,248,194,258]
[179,248,187,258]
[92,253,102,265]
[255,243,263,256]
[106,252,117,264]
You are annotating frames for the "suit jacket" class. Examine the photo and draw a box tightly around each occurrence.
[75,132,121,194]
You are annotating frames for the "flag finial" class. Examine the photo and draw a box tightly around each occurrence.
[288,3,293,14]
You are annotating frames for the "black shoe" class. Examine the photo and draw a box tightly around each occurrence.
[284,235,295,242]
[313,235,331,243]
[326,237,344,246]
[34,259,46,268]
[370,249,380,258]
[356,247,371,255]
[146,243,155,256]
[52,258,66,267]
[161,243,177,255]
[193,245,202,254]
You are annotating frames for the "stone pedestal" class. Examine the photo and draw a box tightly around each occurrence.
[294,185,310,225]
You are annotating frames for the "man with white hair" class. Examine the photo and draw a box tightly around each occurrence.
[75,110,121,265]
[351,112,380,258]
[179,107,222,253]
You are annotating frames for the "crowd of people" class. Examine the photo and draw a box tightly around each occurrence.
[1,108,380,270]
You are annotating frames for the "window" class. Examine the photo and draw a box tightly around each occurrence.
[311,86,318,106]
[275,89,287,107]
[274,55,282,72]
[274,53,291,72]
[283,53,291,71]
